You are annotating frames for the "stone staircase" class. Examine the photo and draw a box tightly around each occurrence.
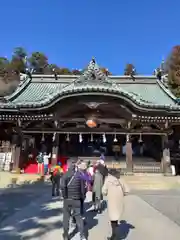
[122,175,179,190]
[106,161,161,174]
[133,162,161,173]
[70,156,162,174]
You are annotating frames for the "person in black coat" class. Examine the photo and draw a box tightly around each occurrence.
[61,163,87,240]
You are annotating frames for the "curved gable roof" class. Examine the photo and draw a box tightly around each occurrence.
[0,59,179,112]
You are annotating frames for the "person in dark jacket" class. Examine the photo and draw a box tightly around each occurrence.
[61,162,87,240]
[50,164,63,196]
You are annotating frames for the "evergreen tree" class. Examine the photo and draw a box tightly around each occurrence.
[28,52,49,74]
[11,47,27,73]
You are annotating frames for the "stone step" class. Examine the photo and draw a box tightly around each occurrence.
[122,176,180,189]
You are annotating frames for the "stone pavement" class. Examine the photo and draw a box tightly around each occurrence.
[135,189,180,225]
[122,175,180,190]
[0,172,42,190]
[0,181,51,223]
[1,191,180,240]
[1,172,180,191]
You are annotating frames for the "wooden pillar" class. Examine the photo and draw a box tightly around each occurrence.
[161,135,172,176]
[126,134,133,174]
[12,134,21,171]
[14,146,21,170]
[52,133,59,165]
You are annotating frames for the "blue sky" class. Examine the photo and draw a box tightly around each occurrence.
[0,0,179,74]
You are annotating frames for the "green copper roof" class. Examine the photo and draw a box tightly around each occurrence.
[119,82,175,105]
[0,58,179,112]
[12,82,68,103]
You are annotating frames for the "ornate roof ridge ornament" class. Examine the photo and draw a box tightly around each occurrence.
[154,58,169,89]
[76,57,111,84]
[130,67,136,81]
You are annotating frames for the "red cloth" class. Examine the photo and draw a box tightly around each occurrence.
[24,163,41,174]
[62,164,68,173]
[23,155,68,174]
[23,156,39,174]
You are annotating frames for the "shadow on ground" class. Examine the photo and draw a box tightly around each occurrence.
[119,220,135,239]
[0,181,135,240]
[0,196,62,239]
[0,183,100,240]
[0,178,51,222]
[0,193,100,240]
[0,178,60,239]
[60,199,102,240]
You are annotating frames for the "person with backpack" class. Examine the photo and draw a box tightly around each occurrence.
[61,162,87,240]
[50,163,63,197]
[36,152,43,175]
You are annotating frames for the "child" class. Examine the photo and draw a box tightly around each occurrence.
[50,163,63,197]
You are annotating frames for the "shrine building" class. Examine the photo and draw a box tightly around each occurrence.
[0,58,180,175]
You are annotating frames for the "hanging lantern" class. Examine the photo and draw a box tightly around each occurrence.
[52,132,56,142]
[126,134,130,142]
[41,133,45,142]
[22,139,26,150]
[113,134,118,142]
[138,133,143,143]
[90,134,93,142]
[29,137,35,147]
[79,133,83,143]
[86,118,97,128]
[66,133,70,142]
[103,133,106,143]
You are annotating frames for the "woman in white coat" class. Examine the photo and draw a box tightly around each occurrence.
[102,169,129,240]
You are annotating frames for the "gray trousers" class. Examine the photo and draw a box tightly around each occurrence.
[63,199,85,238]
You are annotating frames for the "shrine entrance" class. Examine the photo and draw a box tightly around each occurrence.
[17,93,171,174]
[0,93,173,175]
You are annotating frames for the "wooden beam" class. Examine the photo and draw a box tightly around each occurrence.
[59,118,127,124]
[22,129,170,135]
